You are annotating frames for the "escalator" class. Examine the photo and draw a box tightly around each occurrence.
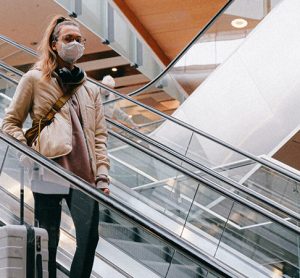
[0,69,300,277]
[1,34,300,224]
[1,0,299,225]
[1,1,300,274]
[2,0,300,225]
[0,131,235,278]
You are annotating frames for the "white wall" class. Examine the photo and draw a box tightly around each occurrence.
[152,0,300,166]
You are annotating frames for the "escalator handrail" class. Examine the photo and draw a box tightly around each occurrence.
[108,129,300,234]
[2,123,299,240]
[0,131,239,278]
[97,1,235,98]
[3,70,300,224]
[1,36,300,190]
[55,0,233,98]
[107,118,300,222]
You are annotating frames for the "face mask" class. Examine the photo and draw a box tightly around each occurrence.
[57,41,84,64]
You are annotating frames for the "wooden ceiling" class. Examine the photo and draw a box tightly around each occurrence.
[0,0,142,88]
[113,0,229,65]
[0,0,110,55]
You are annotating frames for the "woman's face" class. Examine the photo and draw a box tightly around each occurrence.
[52,25,85,64]
[52,25,83,51]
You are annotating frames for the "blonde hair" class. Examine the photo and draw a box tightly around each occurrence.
[34,15,80,81]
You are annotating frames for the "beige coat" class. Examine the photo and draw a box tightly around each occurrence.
[2,69,110,179]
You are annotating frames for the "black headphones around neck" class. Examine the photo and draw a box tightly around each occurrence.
[57,67,84,84]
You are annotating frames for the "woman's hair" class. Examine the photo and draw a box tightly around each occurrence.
[34,15,80,81]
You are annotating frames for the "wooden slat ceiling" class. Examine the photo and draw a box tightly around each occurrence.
[113,0,229,64]
[0,0,138,84]
[0,0,109,54]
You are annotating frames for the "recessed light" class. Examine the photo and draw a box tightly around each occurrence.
[111,67,118,72]
[231,18,248,29]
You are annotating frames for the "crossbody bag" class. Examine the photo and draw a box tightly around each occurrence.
[25,86,79,148]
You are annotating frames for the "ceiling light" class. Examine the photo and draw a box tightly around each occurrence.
[111,67,118,72]
[231,18,248,29]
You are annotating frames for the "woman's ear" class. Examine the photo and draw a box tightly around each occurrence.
[51,41,57,51]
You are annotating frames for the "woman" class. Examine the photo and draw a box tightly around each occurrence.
[2,16,110,278]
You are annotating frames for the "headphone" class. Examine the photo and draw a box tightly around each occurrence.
[57,67,84,84]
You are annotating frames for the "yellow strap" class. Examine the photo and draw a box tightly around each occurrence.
[38,118,42,152]
[45,93,73,122]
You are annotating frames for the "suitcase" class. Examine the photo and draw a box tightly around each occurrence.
[0,225,49,278]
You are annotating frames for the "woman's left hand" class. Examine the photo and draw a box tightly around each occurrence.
[101,188,110,195]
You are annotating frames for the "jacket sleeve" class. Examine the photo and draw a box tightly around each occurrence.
[95,87,110,177]
[1,72,34,144]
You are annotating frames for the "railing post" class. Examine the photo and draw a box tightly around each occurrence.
[20,166,24,225]
[74,0,82,16]
[107,3,115,43]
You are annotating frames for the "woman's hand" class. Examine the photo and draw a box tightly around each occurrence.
[96,177,110,195]
[100,188,110,195]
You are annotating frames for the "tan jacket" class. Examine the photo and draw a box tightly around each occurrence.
[1,69,109,179]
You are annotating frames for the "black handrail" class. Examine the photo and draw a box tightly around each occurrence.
[0,131,238,278]
[1,36,300,188]
[0,61,24,76]
[56,263,70,277]
[65,1,234,99]
[107,118,300,222]
[0,71,20,84]
[2,69,299,223]
[108,129,300,234]
[125,0,234,97]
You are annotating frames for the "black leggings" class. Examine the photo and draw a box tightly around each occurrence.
[33,189,99,278]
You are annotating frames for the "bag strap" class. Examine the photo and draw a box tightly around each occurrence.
[43,90,76,122]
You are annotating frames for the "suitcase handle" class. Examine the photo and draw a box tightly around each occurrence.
[36,254,43,278]
[27,226,43,278]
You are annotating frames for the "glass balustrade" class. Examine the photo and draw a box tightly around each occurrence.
[0,136,229,277]
[0,129,299,277]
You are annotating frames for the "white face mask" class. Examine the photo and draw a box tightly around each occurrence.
[57,41,85,64]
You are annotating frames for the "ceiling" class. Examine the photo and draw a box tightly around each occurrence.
[113,0,229,65]
[0,0,143,89]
